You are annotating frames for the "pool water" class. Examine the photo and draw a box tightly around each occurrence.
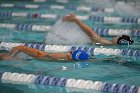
[0,0,140,93]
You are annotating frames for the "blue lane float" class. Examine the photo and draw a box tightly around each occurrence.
[16,24,33,31]
[92,27,140,36]
[0,72,139,93]
[0,23,139,36]
[0,11,140,24]
[0,42,140,59]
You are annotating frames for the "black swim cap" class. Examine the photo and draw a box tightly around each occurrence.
[117,35,134,45]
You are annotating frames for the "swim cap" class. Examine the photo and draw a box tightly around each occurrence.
[72,50,89,61]
[117,35,133,45]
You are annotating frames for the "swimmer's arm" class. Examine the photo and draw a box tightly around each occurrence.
[43,53,72,60]
[0,53,18,60]
[62,14,95,39]
[62,14,113,45]
[95,38,114,45]
[74,18,114,45]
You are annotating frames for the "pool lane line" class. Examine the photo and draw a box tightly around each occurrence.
[0,71,139,93]
[0,11,140,24]
[0,23,139,36]
[0,42,140,59]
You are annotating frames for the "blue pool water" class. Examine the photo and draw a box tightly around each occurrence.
[0,0,140,93]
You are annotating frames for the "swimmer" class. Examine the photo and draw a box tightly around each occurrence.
[0,45,125,62]
[62,14,134,45]
[0,45,89,61]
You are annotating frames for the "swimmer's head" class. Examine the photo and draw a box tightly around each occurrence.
[112,35,133,45]
[71,50,89,61]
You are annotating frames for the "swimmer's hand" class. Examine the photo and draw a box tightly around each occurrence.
[62,14,78,22]
[0,53,18,61]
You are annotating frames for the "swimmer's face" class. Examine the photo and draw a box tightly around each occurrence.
[112,36,119,44]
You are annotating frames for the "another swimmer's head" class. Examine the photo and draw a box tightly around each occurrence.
[117,35,133,45]
[112,35,133,45]
[71,50,89,61]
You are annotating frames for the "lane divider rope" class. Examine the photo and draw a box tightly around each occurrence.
[0,3,114,13]
[0,23,51,32]
[0,23,139,36]
[0,72,139,93]
[0,11,139,24]
[0,42,140,58]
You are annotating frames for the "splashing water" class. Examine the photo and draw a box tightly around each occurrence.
[83,0,140,17]
[114,1,140,17]
[45,19,92,45]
